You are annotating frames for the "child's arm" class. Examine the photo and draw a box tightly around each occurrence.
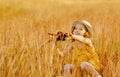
[72,34,93,47]
[57,42,73,57]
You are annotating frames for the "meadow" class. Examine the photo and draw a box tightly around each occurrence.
[0,0,120,77]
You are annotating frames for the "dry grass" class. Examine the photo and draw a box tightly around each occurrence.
[0,0,120,77]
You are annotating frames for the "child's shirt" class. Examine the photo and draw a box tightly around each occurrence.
[54,35,102,71]
[72,40,102,70]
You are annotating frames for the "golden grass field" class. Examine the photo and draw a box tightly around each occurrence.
[0,0,120,77]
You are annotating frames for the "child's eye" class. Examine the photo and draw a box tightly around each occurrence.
[75,28,77,30]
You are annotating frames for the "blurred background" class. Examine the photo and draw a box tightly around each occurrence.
[0,0,120,77]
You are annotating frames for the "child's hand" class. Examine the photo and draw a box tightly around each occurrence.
[69,33,76,40]
[71,34,93,47]
[70,34,83,40]
[57,48,64,57]
[71,34,75,39]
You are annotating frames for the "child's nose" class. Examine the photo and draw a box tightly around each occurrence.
[76,29,80,32]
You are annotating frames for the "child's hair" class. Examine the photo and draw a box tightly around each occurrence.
[71,20,93,38]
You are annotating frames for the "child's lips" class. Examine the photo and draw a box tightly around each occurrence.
[75,32,80,35]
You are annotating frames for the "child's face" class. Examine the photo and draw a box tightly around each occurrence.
[73,24,86,36]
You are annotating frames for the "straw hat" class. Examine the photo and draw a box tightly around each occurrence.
[72,20,93,36]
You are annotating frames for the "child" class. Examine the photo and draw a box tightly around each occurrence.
[57,20,102,77]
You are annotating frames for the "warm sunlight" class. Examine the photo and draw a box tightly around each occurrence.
[0,0,120,77]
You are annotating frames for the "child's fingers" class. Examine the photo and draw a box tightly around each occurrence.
[70,34,76,40]
[68,33,73,38]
